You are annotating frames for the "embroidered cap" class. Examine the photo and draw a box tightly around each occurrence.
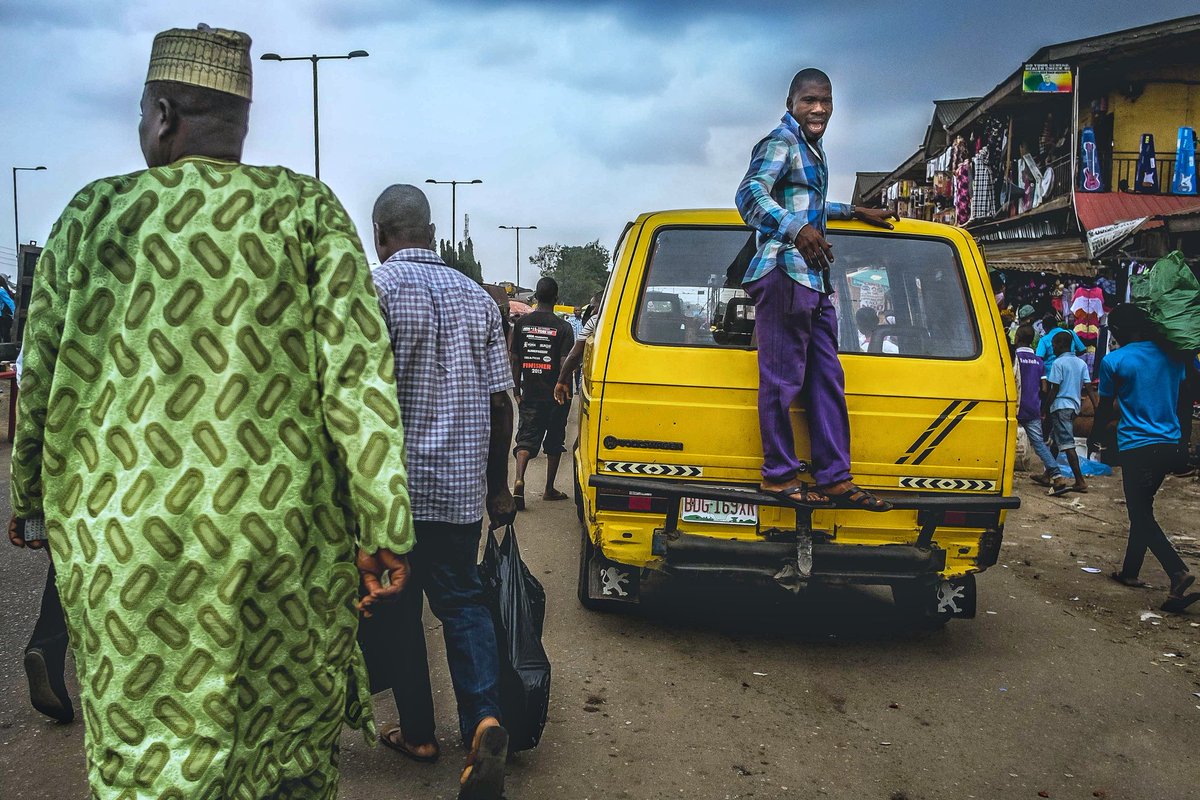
[146,24,252,100]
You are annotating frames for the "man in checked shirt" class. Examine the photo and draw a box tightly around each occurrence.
[361,184,515,799]
[735,68,896,512]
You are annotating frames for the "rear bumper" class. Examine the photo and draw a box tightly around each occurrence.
[652,531,945,583]
[589,474,1019,583]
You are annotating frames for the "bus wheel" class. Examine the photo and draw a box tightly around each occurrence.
[578,523,639,612]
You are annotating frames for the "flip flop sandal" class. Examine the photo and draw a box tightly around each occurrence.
[1070,485,1089,494]
[1048,484,1073,497]
[1109,572,1153,589]
[379,727,439,763]
[459,725,508,800]
[1029,473,1053,487]
[513,481,525,511]
[759,484,831,507]
[1160,592,1200,614]
[543,489,569,501]
[823,484,893,512]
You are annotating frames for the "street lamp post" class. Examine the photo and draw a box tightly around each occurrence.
[498,224,537,290]
[12,165,46,269]
[425,179,482,250]
[259,50,369,179]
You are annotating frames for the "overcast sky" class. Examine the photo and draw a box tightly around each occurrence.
[0,1,1191,283]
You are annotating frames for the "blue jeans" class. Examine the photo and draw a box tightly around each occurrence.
[358,519,501,745]
[1021,417,1059,476]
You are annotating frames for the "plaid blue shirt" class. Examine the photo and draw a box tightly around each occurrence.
[735,112,853,292]
[372,249,513,524]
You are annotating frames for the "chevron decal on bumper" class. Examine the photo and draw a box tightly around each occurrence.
[899,477,997,491]
[601,461,703,477]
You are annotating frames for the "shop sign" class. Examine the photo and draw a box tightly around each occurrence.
[1023,63,1073,93]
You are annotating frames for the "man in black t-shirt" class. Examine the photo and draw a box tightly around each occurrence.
[510,277,575,509]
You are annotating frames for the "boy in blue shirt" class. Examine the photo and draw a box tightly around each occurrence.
[1044,330,1095,495]
[1091,304,1196,611]
[1036,316,1087,375]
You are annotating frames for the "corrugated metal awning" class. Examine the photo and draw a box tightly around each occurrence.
[982,238,1096,276]
[1075,193,1200,231]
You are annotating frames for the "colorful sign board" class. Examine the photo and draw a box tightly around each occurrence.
[1022,63,1073,94]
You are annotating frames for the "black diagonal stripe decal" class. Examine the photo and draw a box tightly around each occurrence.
[896,400,963,465]
[911,401,979,465]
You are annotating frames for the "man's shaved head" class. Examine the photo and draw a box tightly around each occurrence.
[788,68,831,98]
[372,184,435,261]
[373,184,432,240]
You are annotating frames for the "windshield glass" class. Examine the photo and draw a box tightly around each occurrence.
[634,226,980,359]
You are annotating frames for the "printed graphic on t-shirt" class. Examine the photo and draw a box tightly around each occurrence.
[521,326,559,374]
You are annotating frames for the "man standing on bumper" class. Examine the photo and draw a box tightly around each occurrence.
[364,184,515,799]
[735,68,895,511]
[8,25,414,798]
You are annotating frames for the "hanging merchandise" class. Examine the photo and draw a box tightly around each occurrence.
[1022,153,1047,207]
[1134,133,1158,193]
[1079,127,1103,192]
[1070,284,1103,342]
[952,136,971,225]
[1129,251,1200,353]
[1171,126,1197,196]
[969,148,997,221]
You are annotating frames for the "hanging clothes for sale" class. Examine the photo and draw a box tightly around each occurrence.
[1172,126,1197,195]
[1134,133,1158,193]
[969,148,996,221]
[1070,285,1103,342]
[1021,152,1047,208]
[952,136,971,225]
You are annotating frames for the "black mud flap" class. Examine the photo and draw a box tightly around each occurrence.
[935,573,977,619]
[586,550,641,604]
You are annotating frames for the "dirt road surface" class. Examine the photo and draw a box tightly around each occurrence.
[2,409,1198,799]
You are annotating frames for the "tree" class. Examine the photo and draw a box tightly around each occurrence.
[439,237,484,283]
[528,240,610,306]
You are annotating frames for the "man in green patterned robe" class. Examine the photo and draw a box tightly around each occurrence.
[8,25,414,799]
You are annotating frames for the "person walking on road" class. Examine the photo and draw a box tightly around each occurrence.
[361,183,515,799]
[1013,325,1062,491]
[511,277,574,509]
[1044,330,1095,495]
[8,25,415,798]
[1091,304,1197,612]
[734,67,897,511]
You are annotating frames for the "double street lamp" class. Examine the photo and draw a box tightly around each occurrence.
[498,224,537,290]
[259,50,369,180]
[12,165,46,270]
[425,178,482,250]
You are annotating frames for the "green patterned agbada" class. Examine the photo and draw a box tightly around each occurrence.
[12,157,415,799]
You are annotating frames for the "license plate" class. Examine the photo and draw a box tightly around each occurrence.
[680,496,758,526]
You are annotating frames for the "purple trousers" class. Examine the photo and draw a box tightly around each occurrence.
[745,268,853,486]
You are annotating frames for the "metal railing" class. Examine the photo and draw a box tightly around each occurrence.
[1111,151,1176,193]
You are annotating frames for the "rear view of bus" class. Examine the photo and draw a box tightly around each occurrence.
[574,210,1018,625]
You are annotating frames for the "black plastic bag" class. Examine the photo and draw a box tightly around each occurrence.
[479,524,550,751]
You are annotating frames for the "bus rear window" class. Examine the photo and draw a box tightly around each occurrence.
[633,226,981,359]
